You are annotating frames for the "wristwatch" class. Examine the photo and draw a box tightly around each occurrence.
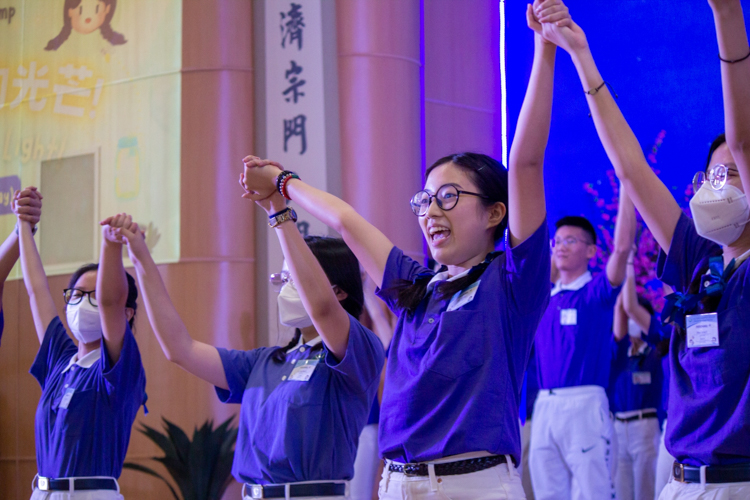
[268,207,298,228]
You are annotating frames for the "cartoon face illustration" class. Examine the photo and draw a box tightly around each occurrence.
[45,0,126,51]
[69,0,111,35]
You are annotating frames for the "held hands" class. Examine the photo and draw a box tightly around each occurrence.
[528,0,587,54]
[11,186,43,228]
[240,156,283,201]
[100,213,148,259]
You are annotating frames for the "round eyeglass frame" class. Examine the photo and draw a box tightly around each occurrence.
[409,184,489,217]
[269,270,292,292]
[693,164,730,193]
[551,236,593,248]
[63,288,98,307]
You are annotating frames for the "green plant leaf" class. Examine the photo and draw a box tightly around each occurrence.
[123,462,181,500]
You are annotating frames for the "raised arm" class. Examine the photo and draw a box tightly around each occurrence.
[249,190,353,359]
[613,291,628,341]
[507,2,561,247]
[605,186,636,286]
[13,188,52,343]
[711,0,750,196]
[111,217,228,389]
[97,214,133,363]
[535,1,682,253]
[241,158,394,288]
[621,252,651,334]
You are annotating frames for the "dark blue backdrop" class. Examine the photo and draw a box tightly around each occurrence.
[506,1,750,243]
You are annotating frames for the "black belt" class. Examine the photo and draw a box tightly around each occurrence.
[673,462,750,484]
[615,411,658,422]
[244,482,346,498]
[38,476,117,491]
[388,455,508,477]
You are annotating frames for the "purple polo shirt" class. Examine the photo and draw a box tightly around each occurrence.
[535,272,621,389]
[657,213,750,466]
[608,326,663,414]
[215,314,385,484]
[376,221,550,465]
[30,317,147,478]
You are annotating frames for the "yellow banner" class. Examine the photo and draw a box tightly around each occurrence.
[0,0,181,275]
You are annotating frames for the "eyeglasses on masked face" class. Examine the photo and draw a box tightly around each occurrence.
[692,164,738,193]
[269,270,292,293]
[409,184,489,217]
[63,288,98,307]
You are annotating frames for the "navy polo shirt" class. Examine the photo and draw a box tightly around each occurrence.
[608,326,663,414]
[535,271,621,389]
[30,317,147,478]
[657,213,750,466]
[215,314,385,485]
[661,352,670,417]
[524,345,540,421]
[376,221,550,465]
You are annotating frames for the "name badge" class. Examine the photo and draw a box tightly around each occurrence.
[447,281,480,312]
[686,313,720,348]
[560,308,578,326]
[288,359,319,382]
[59,388,76,409]
[632,372,652,385]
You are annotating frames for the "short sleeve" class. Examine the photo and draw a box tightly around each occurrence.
[29,317,76,389]
[589,272,622,309]
[101,323,146,403]
[215,347,265,404]
[505,220,551,314]
[656,213,720,292]
[644,314,670,345]
[324,314,386,395]
[376,247,433,313]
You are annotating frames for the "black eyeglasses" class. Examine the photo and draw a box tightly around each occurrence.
[63,288,98,307]
[410,184,489,217]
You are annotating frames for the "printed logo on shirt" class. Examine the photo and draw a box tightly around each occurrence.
[560,308,578,326]
[288,358,319,382]
[446,280,480,312]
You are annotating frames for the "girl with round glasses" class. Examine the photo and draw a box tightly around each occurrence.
[107,203,384,499]
[532,0,750,496]
[15,202,146,499]
[239,4,568,497]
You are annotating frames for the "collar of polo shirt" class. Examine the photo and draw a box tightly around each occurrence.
[627,341,649,358]
[425,268,471,294]
[551,270,593,297]
[292,334,324,352]
[62,348,102,374]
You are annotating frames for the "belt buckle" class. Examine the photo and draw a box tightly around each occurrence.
[250,484,264,499]
[402,463,420,477]
[38,477,49,491]
[674,463,686,483]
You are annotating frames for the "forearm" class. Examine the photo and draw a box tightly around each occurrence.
[18,222,56,340]
[0,230,20,284]
[613,296,628,341]
[98,240,127,309]
[607,187,636,285]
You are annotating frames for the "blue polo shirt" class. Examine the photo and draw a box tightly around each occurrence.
[376,221,550,465]
[0,309,4,347]
[524,344,540,421]
[30,317,147,478]
[535,271,621,389]
[608,329,663,414]
[657,213,750,466]
[215,314,385,485]
[661,352,670,417]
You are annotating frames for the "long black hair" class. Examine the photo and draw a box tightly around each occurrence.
[272,236,364,363]
[45,0,127,51]
[394,152,509,314]
[68,263,138,329]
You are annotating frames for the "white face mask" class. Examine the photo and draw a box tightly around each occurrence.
[690,183,750,246]
[277,281,313,329]
[65,300,103,344]
[628,318,642,339]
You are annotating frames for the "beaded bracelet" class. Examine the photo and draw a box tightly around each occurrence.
[275,171,294,196]
[280,173,300,200]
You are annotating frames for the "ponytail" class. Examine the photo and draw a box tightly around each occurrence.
[271,329,325,364]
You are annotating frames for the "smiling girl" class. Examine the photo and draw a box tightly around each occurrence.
[45,0,126,51]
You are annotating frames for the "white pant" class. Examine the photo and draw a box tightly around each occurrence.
[529,386,616,500]
[31,489,123,500]
[658,477,750,499]
[378,459,525,499]
[614,414,660,500]
[520,419,535,500]
[655,419,676,500]
[351,424,380,500]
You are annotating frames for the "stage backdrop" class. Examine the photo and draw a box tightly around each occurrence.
[0,0,182,276]
[505,0,750,305]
